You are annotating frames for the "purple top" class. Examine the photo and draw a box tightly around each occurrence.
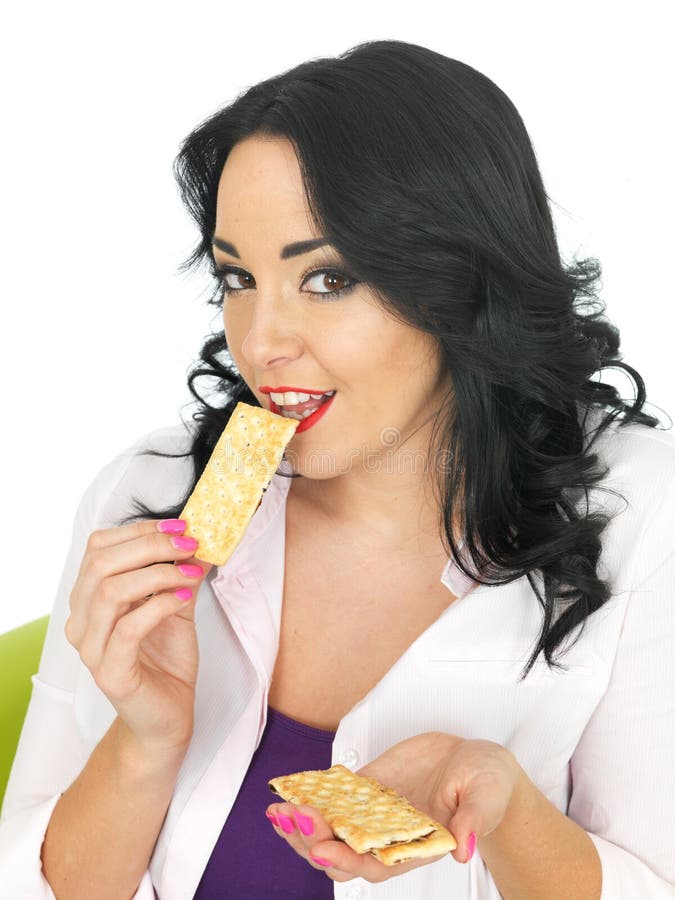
[193,706,336,899]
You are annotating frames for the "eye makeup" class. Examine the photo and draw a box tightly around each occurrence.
[207,258,358,303]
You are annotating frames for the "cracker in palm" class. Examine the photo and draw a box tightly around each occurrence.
[268,764,457,865]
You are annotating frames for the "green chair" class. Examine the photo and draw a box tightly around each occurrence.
[0,615,50,811]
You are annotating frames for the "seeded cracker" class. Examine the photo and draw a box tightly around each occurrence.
[268,764,457,865]
[179,402,298,565]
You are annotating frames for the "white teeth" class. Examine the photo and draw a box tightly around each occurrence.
[280,409,314,420]
[270,389,336,406]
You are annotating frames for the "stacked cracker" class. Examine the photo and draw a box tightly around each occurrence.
[179,402,298,566]
[269,764,457,865]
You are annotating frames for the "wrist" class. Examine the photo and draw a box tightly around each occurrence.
[477,759,601,900]
[111,717,192,780]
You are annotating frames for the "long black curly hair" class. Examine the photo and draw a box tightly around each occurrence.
[126,39,663,679]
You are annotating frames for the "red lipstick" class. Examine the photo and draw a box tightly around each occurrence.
[267,392,337,433]
[293,393,336,433]
[259,386,331,394]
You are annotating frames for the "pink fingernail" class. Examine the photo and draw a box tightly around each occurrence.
[265,810,279,826]
[277,813,295,834]
[294,813,314,836]
[158,519,186,534]
[466,832,476,862]
[175,588,193,602]
[171,535,198,551]
[177,564,203,578]
[310,855,333,867]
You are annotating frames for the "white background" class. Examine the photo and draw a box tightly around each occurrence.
[1,1,672,634]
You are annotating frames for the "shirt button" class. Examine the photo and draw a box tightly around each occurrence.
[346,884,366,900]
[340,748,360,768]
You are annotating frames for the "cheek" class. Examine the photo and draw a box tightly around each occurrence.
[222,306,237,342]
[222,312,250,374]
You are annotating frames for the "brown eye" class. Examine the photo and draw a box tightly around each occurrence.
[225,271,254,290]
[302,269,355,300]
[309,272,344,291]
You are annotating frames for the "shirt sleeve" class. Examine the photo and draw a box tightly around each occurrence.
[568,491,675,897]
[0,444,158,899]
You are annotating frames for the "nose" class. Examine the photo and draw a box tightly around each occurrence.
[238,291,304,371]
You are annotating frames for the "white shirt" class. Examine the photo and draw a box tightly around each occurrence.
[1,414,674,899]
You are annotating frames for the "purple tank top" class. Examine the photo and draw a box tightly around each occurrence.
[193,706,336,899]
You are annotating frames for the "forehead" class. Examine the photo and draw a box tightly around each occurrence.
[217,136,306,209]
[214,137,319,250]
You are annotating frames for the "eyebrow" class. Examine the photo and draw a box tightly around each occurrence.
[211,235,331,260]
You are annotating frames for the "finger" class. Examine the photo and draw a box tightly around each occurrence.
[285,805,353,877]
[93,589,196,700]
[78,531,201,602]
[85,518,189,552]
[265,802,310,861]
[266,803,336,865]
[78,562,206,665]
[445,761,516,864]
[449,815,480,863]
[289,804,328,841]
[304,836,384,882]
[265,803,419,884]
[307,839,448,883]
[265,801,363,878]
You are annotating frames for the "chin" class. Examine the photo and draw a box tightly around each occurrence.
[282,446,356,480]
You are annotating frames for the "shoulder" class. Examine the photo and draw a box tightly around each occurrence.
[79,421,197,530]
[583,411,675,585]
[586,411,675,510]
[586,406,675,470]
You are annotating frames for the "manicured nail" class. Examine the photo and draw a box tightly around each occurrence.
[310,855,333,867]
[277,813,295,834]
[294,813,314,836]
[265,810,279,826]
[171,535,198,551]
[158,519,186,534]
[175,588,193,602]
[466,832,476,862]
[177,564,203,578]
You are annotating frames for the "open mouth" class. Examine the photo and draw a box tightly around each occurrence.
[269,390,336,420]
[267,390,337,433]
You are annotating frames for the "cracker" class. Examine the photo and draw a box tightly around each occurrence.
[179,402,298,565]
[268,764,456,865]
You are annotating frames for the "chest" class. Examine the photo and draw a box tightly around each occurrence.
[267,496,457,730]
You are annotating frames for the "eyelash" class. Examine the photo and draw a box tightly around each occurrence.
[208,262,357,304]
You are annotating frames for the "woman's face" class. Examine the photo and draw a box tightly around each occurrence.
[213,135,450,481]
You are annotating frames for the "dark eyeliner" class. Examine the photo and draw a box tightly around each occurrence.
[208,260,357,302]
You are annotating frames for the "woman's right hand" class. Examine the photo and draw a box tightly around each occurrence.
[65,518,211,756]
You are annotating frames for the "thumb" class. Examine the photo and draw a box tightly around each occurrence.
[447,810,478,865]
[447,789,495,864]
[446,769,513,864]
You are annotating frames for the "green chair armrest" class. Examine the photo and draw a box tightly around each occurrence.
[0,615,50,810]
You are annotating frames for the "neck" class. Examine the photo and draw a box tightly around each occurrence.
[289,462,458,556]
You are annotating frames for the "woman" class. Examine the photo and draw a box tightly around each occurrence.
[1,39,673,899]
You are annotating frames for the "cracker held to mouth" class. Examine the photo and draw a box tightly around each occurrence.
[179,402,298,566]
[268,764,457,865]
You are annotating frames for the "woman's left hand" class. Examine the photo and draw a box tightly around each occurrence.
[265,731,523,883]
